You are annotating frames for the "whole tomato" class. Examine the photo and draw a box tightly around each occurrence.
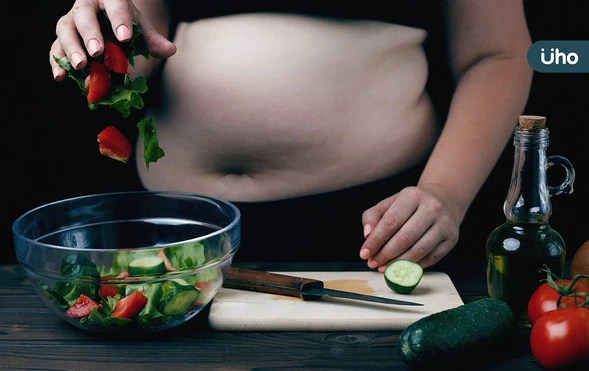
[528,279,589,325]
[530,306,589,369]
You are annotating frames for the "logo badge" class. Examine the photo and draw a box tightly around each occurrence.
[528,41,589,73]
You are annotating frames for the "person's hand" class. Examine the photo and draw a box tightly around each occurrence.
[359,185,461,271]
[49,0,176,81]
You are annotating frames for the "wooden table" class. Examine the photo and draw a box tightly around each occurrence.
[0,260,549,370]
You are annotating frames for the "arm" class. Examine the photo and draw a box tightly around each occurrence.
[49,0,176,81]
[360,0,533,270]
[423,0,533,221]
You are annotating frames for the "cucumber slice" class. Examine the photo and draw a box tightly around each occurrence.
[158,281,200,316]
[128,256,166,276]
[384,260,423,294]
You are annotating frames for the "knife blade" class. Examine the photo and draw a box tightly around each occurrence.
[223,267,423,307]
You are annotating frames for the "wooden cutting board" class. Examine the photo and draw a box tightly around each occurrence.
[208,271,464,331]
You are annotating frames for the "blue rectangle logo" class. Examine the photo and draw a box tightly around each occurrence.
[528,40,589,73]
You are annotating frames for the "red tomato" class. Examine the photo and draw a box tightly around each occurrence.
[195,281,211,292]
[97,125,132,162]
[103,41,130,74]
[158,250,176,272]
[99,284,119,299]
[86,62,111,103]
[65,294,102,318]
[110,290,148,319]
[528,279,589,325]
[116,271,129,279]
[530,306,589,369]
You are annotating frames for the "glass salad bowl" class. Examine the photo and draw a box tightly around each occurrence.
[12,191,240,334]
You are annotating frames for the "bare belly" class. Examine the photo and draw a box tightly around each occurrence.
[137,13,437,201]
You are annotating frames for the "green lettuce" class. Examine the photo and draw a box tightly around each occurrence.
[53,12,165,168]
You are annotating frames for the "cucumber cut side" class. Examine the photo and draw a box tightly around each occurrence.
[128,256,166,276]
[158,281,200,316]
[384,260,423,294]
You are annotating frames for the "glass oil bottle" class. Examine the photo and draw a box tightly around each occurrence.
[486,115,575,329]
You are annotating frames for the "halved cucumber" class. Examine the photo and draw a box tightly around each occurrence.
[384,260,423,294]
[158,280,200,316]
[128,256,166,276]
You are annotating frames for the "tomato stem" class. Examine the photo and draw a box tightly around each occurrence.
[540,265,589,309]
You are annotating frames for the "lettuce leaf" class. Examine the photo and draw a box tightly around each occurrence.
[53,13,164,169]
[137,117,165,168]
[163,241,206,271]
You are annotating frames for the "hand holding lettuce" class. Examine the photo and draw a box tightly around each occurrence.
[53,11,164,168]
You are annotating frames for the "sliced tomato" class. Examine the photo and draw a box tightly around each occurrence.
[104,41,130,74]
[158,249,177,272]
[195,281,211,292]
[65,294,102,318]
[97,126,132,162]
[116,271,129,279]
[86,62,111,104]
[99,284,119,299]
[110,290,148,319]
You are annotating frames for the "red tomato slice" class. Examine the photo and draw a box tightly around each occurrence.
[99,284,119,299]
[195,281,211,292]
[65,294,102,318]
[97,126,132,162]
[86,62,111,104]
[104,41,130,74]
[528,279,589,325]
[110,290,148,319]
[158,250,177,272]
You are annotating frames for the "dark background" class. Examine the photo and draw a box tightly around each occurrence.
[2,1,588,264]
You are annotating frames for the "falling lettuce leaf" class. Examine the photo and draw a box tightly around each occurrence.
[137,117,165,168]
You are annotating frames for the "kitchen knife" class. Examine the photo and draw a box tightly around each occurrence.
[223,268,423,306]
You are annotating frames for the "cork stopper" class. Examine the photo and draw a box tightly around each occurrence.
[519,115,546,129]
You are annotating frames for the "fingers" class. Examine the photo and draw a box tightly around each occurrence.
[50,0,176,81]
[360,190,416,261]
[133,10,177,58]
[376,234,455,273]
[51,0,102,78]
[360,186,460,271]
[416,240,455,268]
[366,203,436,268]
[49,40,67,81]
[369,222,434,268]
[102,0,134,43]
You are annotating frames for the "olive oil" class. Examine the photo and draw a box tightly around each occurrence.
[487,223,565,328]
[486,115,575,329]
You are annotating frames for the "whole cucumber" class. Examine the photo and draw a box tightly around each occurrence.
[398,298,516,369]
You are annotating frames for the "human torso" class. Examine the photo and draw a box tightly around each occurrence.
[137,10,438,202]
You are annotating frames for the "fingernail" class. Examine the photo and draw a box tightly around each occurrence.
[367,259,378,269]
[52,68,61,80]
[359,248,370,260]
[116,25,131,41]
[88,39,101,56]
[363,224,372,238]
[70,52,83,68]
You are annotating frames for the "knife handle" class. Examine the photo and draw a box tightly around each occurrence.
[224,268,324,300]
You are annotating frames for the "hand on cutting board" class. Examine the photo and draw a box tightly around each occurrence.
[359,185,461,271]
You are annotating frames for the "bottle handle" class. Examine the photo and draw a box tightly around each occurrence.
[547,155,575,197]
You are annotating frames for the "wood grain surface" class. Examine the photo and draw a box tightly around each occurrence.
[0,262,549,371]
